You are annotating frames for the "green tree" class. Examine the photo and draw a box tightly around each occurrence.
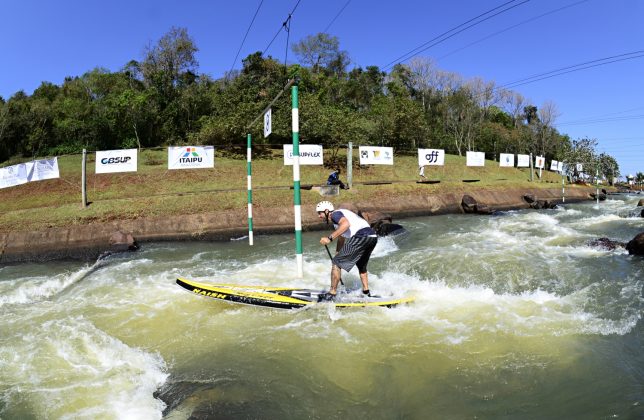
[292,33,348,75]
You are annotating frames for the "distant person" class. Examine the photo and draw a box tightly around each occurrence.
[419,165,426,180]
[316,201,377,300]
[327,168,347,189]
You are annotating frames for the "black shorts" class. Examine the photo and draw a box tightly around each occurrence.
[332,235,378,273]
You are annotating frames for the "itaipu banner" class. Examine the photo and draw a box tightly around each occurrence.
[95,149,138,174]
[517,154,530,168]
[0,157,60,189]
[359,146,393,165]
[283,144,323,165]
[499,153,515,167]
[168,146,214,170]
[466,151,485,167]
[418,149,445,166]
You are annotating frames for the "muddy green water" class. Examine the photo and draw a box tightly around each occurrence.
[1,196,642,419]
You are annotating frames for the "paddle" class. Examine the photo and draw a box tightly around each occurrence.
[324,244,344,286]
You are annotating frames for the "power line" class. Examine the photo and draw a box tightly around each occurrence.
[262,0,303,56]
[382,0,529,71]
[323,0,351,33]
[229,0,265,76]
[436,0,589,62]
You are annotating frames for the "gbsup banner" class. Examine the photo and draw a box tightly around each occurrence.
[499,153,515,167]
[168,146,214,170]
[0,163,30,189]
[517,154,530,168]
[466,151,485,167]
[359,146,393,165]
[96,149,138,174]
[283,144,323,165]
[418,149,445,166]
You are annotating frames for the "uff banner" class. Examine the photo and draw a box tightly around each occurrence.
[0,163,30,189]
[29,158,60,182]
[517,154,530,168]
[168,146,214,170]
[96,149,138,174]
[418,149,445,166]
[466,151,485,167]
[499,153,515,167]
[283,144,323,165]
[359,146,393,165]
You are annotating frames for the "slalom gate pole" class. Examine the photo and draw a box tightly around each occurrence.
[292,82,304,278]
[562,173,565,203]
[81,149,87,208]
[247,133,253,245]
[347,142,353,189]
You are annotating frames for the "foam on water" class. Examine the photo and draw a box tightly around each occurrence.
[0,317,168,419]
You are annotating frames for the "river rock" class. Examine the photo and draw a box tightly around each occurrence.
[523,194,537,204]
[637,199,644,206]
[376,223,407,236]
[625,232,644,255]
[109,231,139,253]
[590,192,607,201]
[461,195,478,213]
[588,237,625,250]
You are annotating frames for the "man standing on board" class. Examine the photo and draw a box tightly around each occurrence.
[316,201,378,300]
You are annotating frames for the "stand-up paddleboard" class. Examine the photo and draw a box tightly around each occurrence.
[176,277,414,309]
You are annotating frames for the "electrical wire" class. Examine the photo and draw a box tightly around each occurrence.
[323,0,351,33]
[382,0,529,71]
[228,0,265,76]
[262,0,303,56]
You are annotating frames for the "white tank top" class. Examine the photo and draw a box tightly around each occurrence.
[332,209,371,238]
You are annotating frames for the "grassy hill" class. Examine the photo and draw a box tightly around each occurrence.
[0,148,575,233]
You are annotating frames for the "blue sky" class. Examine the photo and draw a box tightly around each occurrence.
[1,0,642,177]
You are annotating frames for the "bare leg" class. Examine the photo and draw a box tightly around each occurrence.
[330,265,342,294]
[359,272,369,292]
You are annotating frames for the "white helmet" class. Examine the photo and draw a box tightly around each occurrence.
[316,201,334,213]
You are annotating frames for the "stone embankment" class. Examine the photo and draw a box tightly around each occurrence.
[0,187,601,264]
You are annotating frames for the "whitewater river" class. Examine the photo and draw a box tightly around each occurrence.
[1,195,642,419]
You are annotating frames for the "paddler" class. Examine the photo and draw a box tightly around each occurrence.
[316,201,378,301]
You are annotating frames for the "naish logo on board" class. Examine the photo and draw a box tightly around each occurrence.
[193,288,228,299]
[180,147,202,163]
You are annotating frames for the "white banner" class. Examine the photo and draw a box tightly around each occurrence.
[466,151,485,167]
[418,149,445,166]
[499,153,515,167]
[264,108,272,138]
[0,163,30,189]
[517,154,530,168]
[576,163,583,172]
[29,158,59,182]
[95,149,138,174]
[535,156,545,169]
[359,146,393,165]
[283,144,323,165]
[557,161,564,172]
[550,160,559,171]
[168,146,214,170]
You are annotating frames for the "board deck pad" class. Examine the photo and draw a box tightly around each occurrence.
[176,277,414,309]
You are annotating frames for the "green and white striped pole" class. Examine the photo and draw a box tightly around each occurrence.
[291,83,303,278]
[247,133,254,245]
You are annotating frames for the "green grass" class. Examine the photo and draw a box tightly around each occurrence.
[0,149,575,232]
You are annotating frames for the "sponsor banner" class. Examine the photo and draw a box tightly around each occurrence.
[535,156,545,169]
[576,163,583,172]
[29,158,59,182]
[359,146,394,165]
[168,146,214,170]
[466,151,485,167]
[550,160,559,171]
[499,153,515,167]
[517,154,530,167]
[0,163,30,189]
[557,161,564,172]
[95,149,138,174]
[418,149,445,166]
[264,108,272,137]
[283,144,323,165]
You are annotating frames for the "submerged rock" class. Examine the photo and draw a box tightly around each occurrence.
[588,237,625,251]
[625,232,644,255]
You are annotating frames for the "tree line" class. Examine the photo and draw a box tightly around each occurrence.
[0,28,619,180]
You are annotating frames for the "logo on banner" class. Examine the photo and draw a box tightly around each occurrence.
[283,144,323,165]
[101,156,131,165]
[361,150,368,159]
[181,147,202,163]
[426,151,439,163]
